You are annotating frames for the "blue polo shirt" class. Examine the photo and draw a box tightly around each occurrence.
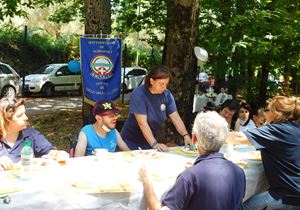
[243,121,300,205]
[121,85,177,149]
[162,153,245,210]
[0,127,55,163]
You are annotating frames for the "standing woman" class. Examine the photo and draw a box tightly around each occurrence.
[228,96,300,209]
[121,65,191,152]
[0,97,68,170]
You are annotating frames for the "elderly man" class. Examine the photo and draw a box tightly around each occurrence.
[139,111,245,210]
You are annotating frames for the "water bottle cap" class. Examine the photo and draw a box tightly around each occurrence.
[24,139,31,146]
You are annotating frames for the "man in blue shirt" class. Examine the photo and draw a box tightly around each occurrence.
[139,111,245,210]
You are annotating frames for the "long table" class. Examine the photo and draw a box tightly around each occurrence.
[0,145,268,209]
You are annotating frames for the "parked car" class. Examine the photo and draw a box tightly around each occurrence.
[0,62,20,98]
[23,64,81,97]
[121,67,147,93]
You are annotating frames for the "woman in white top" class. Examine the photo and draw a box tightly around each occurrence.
[239,102,256,132]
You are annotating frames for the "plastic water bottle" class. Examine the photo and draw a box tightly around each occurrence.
[20,139,33,180]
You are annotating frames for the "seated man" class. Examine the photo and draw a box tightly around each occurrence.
[139,111,245,210]
[0,97,68,170]
[75,99,129,157]
[215,86,231,107]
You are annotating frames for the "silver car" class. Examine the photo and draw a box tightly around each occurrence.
[0,62,20,98]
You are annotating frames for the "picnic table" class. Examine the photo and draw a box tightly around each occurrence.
[0,145,268,209]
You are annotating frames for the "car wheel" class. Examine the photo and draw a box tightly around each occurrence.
[1,86,16,98]
[41,83,54,97]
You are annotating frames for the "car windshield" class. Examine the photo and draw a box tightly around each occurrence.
[32,65,55,74]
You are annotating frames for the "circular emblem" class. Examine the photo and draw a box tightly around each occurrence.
[160,104,166,111]
[90,55,113,76]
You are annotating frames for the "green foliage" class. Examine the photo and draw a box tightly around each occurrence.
[0,24,79,74]
[122,44,162,69]
[198,0,300,102]
[47,0,84,23]
[113,0,167,47]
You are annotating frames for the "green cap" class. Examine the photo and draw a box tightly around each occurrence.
[24,139,31,146]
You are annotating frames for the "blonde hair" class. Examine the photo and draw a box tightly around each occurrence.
[268,96,300,123]
[0,97,25,139]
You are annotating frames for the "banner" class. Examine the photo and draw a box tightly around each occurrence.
[80,37,121,104]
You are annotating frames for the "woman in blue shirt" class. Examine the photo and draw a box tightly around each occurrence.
[121,65,191,152]
[0,97,68,170]
[228,96,300,209]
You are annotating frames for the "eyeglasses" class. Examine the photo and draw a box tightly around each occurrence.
[107,113,119,118]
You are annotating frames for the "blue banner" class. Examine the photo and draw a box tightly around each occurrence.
[80,38,121,104]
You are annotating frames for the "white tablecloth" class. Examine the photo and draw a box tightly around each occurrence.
[0,145,268,209]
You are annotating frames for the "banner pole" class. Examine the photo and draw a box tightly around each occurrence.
[122,43,127,104]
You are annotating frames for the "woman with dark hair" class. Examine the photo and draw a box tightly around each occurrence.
[0,97,68,170]
[239,102,256,132]
[121,65,191,152]
[228,96,300,209]
[219,99,240,131]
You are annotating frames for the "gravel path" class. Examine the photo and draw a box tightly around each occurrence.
[25,97,83,115]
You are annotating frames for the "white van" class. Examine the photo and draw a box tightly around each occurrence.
[121,67,147,93]
[23,64,81,97]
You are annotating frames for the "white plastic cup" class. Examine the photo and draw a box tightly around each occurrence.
[94,148,108,159]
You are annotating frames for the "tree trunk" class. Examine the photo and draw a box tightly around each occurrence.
[82,0,111,125]
[258,64,269,107]
[160,0,199,145]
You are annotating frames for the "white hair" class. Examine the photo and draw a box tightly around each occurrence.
[192,111,229,152]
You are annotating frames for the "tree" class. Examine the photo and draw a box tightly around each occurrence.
[159,0,199,144]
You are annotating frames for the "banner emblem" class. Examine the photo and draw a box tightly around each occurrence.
[90,55,113,77]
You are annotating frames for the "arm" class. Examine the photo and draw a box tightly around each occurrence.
[48,150,69,162]
[135,114,168,152]
[169,112,191,146]
[226,131,252,145]
[74,131,88,157]
[139,166,163,210]
[116,130,130,151]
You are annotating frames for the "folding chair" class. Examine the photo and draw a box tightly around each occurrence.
[67,133,78,158]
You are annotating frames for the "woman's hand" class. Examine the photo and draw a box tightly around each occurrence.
[0,156,13,171]
[183,135,192,146]
[153,143,169,152]
[48,150,69,162]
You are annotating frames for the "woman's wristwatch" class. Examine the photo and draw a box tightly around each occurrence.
[182,133,190,138]
[151,141,158,148]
